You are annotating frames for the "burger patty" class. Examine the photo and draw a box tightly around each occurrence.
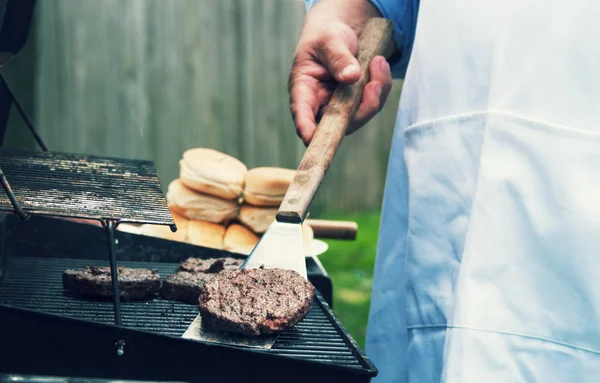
[160,271,216,304]
[198,268,315,336]
[161,257,242,304]
[179,257,243,273]
[62,266,161,300]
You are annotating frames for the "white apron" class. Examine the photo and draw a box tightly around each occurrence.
[365,0,600,382]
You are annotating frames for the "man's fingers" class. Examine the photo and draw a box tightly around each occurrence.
[291,98,317,146]
[314,25,361,85]
[369,56,392,98]
[347,57,392,134]
[294,102,317,146]
[289,76,319,146]
[347,81,382,135]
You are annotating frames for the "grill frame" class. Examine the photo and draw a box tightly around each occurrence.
[0,215,377,382]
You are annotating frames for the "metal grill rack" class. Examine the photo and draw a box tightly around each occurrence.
[0,256,368,369]
[0,150,175,226]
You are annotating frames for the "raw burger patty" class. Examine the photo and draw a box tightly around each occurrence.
[62,266,161,300]
[160,271,216,304]
[179,257,243,273]
[198,268,315,336]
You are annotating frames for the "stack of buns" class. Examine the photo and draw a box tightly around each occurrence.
[141,148,313,254]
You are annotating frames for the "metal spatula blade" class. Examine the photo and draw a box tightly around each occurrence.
[182,313,278,349]
[241,220,307,279]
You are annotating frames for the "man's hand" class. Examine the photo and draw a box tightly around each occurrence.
[289,0,393,146]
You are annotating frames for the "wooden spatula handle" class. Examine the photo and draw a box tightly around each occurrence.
[276,18,395,224]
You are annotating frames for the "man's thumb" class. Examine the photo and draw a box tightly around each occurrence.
[315,28,360,84]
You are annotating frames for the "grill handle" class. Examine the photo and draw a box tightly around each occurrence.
[276,18,396,224]
[305,219,358,240]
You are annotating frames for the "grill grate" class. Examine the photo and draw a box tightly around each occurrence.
[0,150,173,225]
[0,256,368,369]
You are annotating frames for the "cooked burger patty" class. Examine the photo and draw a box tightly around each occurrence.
[179,257,243,273]
[198,268,315,336]
[161,257,243,304]
[160,271,216,304]
[62,266,161,300]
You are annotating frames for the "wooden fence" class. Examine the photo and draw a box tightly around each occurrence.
[3,0,403,215]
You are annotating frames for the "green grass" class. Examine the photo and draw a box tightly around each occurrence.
[316,211,381,348]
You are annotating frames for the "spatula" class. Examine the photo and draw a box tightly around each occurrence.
[183,17,395,349]
[241,17,395,279]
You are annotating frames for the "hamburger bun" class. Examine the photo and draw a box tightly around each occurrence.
[238,205,277,234]
[187,220,226,249]
[179,148,247,200]
[167,179,239,224]
[141,207,189,243]
[243,167,296,206]
[223,224,259,255]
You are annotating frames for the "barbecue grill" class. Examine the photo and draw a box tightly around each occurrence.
[0,3,379,382]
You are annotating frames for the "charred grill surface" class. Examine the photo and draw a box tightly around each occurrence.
[0,256,369,368]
